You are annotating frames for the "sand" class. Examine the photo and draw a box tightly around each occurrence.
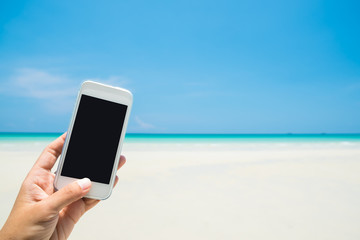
[0,141,360,239]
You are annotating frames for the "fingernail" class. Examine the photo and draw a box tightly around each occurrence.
[77,178,91,190]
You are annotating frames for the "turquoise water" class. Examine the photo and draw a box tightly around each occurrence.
[125,133,360,143]
[0,132,62,142]
[0,132,359,143]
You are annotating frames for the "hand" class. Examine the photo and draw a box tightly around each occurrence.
[0,133,126,240]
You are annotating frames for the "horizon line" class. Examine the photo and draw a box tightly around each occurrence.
[1,132,360,135]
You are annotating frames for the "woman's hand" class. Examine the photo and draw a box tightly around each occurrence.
[0,133,126,240]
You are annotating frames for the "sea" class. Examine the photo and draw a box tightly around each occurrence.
[0,132,359,143]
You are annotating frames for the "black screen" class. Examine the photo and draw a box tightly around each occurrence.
[61,94,127,184]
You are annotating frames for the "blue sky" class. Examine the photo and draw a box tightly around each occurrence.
[0,0,359,133]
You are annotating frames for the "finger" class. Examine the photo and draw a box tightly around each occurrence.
[70,156,125,210]
[83,171,121,211]
[83,198,101,211]
[113,156,125,189]
[114,175,119,187]
[64,156,125,213]
[118,155,126,170]
[44,178,91,213]
[83,175,119,211]
[35,132,67,171]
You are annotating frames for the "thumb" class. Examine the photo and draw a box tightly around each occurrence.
[47,178,91,212]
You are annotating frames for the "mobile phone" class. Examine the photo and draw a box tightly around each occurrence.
[54,81,133,200]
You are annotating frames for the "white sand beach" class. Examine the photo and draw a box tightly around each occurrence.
[1,140,360,239]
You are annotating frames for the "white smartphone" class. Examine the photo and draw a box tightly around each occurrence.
[54,81,133,200]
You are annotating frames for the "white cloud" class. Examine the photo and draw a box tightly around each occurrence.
[5,68,133,99]
[2,68,133,114]
[85,75,131,90]
[7,68,77,99]
[135,116,155,129]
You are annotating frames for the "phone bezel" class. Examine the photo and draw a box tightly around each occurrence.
[54,81,133,200]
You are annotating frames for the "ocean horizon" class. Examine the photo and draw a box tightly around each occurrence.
[0,132,359,143]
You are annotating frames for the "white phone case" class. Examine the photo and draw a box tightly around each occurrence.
[54,81,133,200]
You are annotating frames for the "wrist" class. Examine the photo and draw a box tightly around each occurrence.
[0,227,13,240]
[0,220,23,240]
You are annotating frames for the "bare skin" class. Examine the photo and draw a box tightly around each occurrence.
[0,133,126,240]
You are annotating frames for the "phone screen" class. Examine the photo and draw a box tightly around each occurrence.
[61,94,128,184]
